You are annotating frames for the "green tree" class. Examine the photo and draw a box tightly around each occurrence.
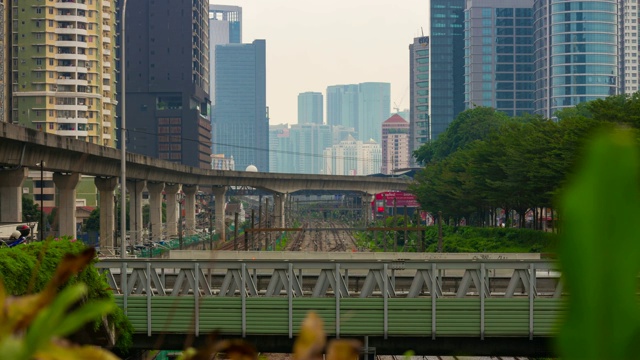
[413,106,510,165]
[84,208,100,232]
[22,196,42,223]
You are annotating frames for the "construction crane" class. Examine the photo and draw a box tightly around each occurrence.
[393,86,409,113]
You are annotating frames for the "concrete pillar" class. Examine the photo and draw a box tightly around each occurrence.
[94,177,117,250]
[273,192,287,228]
[126,180,146,245]
[362,193,374,224]
[164,184,180,237]
[212,186,227,241]
[182,185,198,236]
[0,167,28,223]
[53,172,80,238]
[147,182,164,242]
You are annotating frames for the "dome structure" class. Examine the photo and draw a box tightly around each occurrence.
[245,165,258,172]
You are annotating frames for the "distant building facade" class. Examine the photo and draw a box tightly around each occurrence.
[211,154,235,170]
[357,82,391,144]
[289,123,333,174]
[214,40,268,172]
[326,82,390,143]
[209,5,242,105]
[326,84,359,128]
[464,0,535,117]
[533,0,622,118]
[381,114,410,174]
[323,135,381,176]
[297,92,323,124]
[430,0,466,139]
[269,124,294,173]
[409,36,431,159]
[124,0,212,168]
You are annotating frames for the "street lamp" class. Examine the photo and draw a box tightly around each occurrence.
[120,0,128,259]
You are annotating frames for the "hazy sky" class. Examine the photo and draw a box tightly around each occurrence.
[214,0,429,125]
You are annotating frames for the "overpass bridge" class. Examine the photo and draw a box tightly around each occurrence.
[0,122,410,249]
[96,257,563,356]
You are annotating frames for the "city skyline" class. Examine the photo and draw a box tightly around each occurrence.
[218,0,429,125]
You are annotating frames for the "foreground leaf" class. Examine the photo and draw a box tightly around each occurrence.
[558,129,640,359]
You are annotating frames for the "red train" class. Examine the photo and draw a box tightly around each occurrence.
[371,191,420,218]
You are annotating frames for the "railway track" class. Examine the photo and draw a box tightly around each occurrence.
[286,219,359,253]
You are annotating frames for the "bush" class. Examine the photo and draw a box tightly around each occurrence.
[0,238,133,350]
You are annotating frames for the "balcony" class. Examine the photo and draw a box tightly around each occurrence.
[57,1,88,11]
[56,40,87,48]
[103,48,111,55]
[102,12,111,20]
[103,0,111,7]
[58,77,88,86]
[55,15,86,23]
[55,27,88,36]
[103,24,111,31]
[102,37,111,44]
[103,109,111,115]
[103,61,111,68]
[55,103,87,111]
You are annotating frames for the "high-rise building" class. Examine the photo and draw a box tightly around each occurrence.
[464,0,535,116]
[326,82,390,143]
[214,40,268,172]
[297,91,323,124]
[11,0,117,146]
[381,114,410,174]
[326,84,359,128]
[10,0,119,212]
[358,82,391,144]
[289,123,333,174]
[409,36,430,158]
[0,1,8,123]
[430,0,466,139]
[124,0,212,168]
[323,135,381,176]
[209,5,242,105]
[533,0,621,118]
[269,124,294,173]
[623,1,639,93]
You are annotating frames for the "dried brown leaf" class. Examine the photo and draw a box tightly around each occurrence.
[326,339,361,360]
[293,312,326,360]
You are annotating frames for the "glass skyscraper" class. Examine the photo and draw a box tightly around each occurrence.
[464,0,535,116]
[209,5,242,105]
[430,0,466,139]
[214,40,268,172]
[297,92,323,125]
[533,0,620,118]
[357,82,391,144]
[326,83,390,143]
[326,84,359,128]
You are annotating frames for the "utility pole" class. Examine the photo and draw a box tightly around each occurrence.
[178,200,183,250]
[437,211,443,252]
[209,208,214,250]
[234,212,239,251]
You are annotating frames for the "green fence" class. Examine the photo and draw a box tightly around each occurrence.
[115,296,563,338]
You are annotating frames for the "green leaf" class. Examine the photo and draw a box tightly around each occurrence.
[557,129,640,359]
[54,300,115,338]
[26,284,87,353]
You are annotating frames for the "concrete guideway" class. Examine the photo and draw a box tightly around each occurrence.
[0,121,408,245]
[97,258,562,356]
